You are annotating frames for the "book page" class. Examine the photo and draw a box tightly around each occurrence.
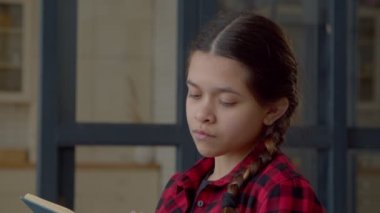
[21,193,74,213]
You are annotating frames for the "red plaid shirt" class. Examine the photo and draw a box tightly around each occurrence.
[156,150,326,213]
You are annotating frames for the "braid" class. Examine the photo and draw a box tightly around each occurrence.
[222,114,293,212]
[222,139,277,213]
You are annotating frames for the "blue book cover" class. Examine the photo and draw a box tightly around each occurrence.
[20,193,74,213]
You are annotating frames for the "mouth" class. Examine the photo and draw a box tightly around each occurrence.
[192,130,216,140]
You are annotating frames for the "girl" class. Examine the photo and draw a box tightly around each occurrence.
[156,12,325,213]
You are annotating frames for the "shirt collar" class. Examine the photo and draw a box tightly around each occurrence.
[177,143,266,189]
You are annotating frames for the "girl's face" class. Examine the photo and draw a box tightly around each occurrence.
[186,51,270,160]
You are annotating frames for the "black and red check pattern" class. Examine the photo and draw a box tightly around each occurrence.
[156,150,326,213]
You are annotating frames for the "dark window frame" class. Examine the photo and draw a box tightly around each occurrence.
[37,0,380,212]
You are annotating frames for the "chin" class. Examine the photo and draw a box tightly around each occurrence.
[196,147,221,158]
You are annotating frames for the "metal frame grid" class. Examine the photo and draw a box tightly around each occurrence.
[37,0,380,212]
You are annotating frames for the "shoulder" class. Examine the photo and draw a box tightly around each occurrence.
[244,153,302,191]
[156,172,183,211]
[256,153,302,187]
[159,172,183,197]
[242,153,325,212]
[256,177,325,212]
[162,172,182,192]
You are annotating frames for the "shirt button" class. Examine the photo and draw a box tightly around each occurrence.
[197,200,204,207]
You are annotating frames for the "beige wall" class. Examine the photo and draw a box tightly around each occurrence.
[75,0,177,189]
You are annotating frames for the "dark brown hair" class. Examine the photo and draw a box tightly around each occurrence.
[190,11,298,212]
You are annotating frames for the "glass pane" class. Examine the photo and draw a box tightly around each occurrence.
[0,4,23,92]
[0,104,29,148]
[0,165,36,212]
[355,2,380,127]
[216,0,321,126]
[355,150,380,213]
[76,0,177,124]
[282,148,318,189]
[218,0,256,13]
[75,145,176,212]
[0,3,34,213]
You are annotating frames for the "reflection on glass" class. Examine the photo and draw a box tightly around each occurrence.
[218,0,256,12]
[356,3,380,127]
[355,150,380,213]
[76,0,177,124]
[75,145,176,212]
[0,4,23,92]
[358,17,375,102]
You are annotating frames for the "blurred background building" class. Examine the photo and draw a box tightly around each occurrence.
[0,0,379,212]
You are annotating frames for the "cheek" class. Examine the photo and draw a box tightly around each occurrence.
[186,101,190,119]
[224,115,254,135]
[186,100,194,122]
[222,109,265,139]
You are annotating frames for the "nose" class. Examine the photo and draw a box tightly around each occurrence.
[194,102,216,124]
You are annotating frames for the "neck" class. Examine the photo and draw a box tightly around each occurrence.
[208,149,253,181]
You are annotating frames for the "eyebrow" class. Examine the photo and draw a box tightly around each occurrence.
[186,80,242,96]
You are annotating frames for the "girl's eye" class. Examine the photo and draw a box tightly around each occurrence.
[220,100,236,107]
[188,93,201,99]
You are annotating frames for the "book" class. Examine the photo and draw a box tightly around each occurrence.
[20,193,74,213]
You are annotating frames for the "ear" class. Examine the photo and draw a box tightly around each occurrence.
[263,98,289,126]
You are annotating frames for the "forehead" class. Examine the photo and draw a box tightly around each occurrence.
[187,51,250,88]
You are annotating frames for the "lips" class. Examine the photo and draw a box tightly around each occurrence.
[192,130,216,140]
